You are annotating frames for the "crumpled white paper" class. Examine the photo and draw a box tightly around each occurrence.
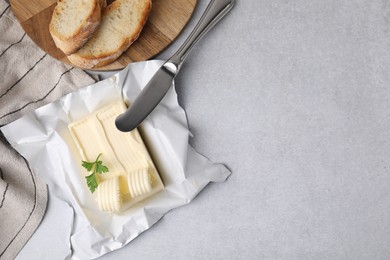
[1,60,231,259]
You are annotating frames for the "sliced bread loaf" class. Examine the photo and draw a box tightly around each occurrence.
[49,0,104,55]
[67,0,152,68]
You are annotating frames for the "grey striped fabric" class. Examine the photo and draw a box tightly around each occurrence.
[0,1,96,259]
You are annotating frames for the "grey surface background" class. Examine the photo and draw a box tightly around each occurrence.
[18,0,390,259]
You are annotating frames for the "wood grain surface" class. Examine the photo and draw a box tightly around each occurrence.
[10,0,197,71]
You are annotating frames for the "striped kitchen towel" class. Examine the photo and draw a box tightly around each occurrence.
[0,1,96,259]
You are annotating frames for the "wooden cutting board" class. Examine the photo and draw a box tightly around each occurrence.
[10,0,197,71]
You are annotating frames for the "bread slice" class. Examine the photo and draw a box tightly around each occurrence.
[49,0,105,55]
[67,0,151,68]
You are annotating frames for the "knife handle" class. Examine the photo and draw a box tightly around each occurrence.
[168,0,235,67]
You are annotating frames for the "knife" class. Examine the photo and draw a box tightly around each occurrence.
[115,0,236,132]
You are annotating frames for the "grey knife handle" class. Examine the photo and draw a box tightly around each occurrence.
[168,0,235,67]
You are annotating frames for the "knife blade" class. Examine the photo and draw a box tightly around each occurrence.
[115,62,177,132]
[115,0,235,132]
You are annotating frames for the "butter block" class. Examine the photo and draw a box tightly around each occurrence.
[68,101,164,212]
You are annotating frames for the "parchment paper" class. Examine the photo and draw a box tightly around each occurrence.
[1,60,231,259]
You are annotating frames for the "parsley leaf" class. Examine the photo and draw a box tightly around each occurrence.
[95,161,109,174]
[85,172,98,193]
[81,161,94,172]
[81,153,109,193]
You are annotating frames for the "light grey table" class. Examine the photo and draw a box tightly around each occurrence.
[17,0,390,259]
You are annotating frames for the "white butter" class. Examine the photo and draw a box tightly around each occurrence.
[97,177,122,212]
[68,101,164,212]
[127,168,152,198]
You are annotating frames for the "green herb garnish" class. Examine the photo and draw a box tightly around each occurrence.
[81,153,109,193]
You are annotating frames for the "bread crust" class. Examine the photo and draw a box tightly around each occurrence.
[99,0,107,8]
[67,0,152,69]
[49,0,103,55]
